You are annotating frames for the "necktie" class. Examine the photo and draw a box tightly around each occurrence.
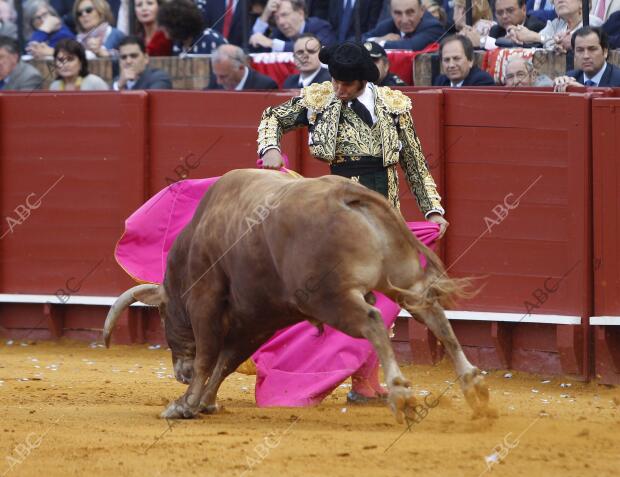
[596,0,606,20]
[339,0,354,43]
[223,0,234,38]
[350,98,373,127]
[0,78,5,90]
[585,79,596,86]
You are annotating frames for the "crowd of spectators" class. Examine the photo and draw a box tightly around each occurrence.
[0,0,620,92]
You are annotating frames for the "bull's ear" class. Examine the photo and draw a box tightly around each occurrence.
[133,286,164,306]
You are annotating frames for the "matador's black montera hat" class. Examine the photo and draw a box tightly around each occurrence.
[319,41,379,83]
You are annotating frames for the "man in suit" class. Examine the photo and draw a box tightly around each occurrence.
[554,26,620,91]
[328,0,383,42]
[0,36,43,91]
[363,0,443,50]
[202,0,254,47]
[461,0,546,50]
[365,40,407,86]
[207,44,278,90]
[433,35,496,87]
[603,10,620,48]
[113,37,172,90]
[282,33,331,88]
[249,0,336,52]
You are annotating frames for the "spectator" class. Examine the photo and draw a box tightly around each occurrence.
[74,0,126,58]
[112,36,171,90]
[206,43,278,90]
[526,0,557,23]
[503,56,553,86]
[592,0,620,23]
[508,0,603,52]
[363,0,444,50]
[157,0,227,55]
[134,0,171,56]
[365,40,407,86]
[0,35,43,90]
[328,0,383,42]
[423,0,448,28]
[249,0,336,52]
[603,10,620,48]
[0,0,16,39]
[49,38,108,90]
[203,0,247,47]
[554,26,620,90]
[433,34,495,86]
[282,32,330,88]
[24,0,75,59]
[453,0,494,34]
[307,0,329,19]
[462,0,546,49]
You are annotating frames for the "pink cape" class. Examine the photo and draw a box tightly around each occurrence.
[115,173,440,407]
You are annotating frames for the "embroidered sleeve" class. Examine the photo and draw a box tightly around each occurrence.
[257,96,309,156]
[397,111,445,216]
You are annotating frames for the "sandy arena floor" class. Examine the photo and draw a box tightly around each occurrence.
[0,339,618,477]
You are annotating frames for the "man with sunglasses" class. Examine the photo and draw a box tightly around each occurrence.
[113,36,172,90]
[282,33,330,88]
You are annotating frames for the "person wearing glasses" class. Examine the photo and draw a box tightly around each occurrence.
[73,0,126,58]
[112,36,171,90]
[282,32,330,89]
[503,55,552,86]
[49,38,109,90]
[24,0,75,59]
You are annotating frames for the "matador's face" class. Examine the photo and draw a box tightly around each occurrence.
[332,79,366,103]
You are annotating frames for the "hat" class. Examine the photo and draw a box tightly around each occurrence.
[364,41,387,59]
[318,42,379,83]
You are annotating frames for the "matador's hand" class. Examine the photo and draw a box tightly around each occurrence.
[427,213,449,239]
[261,149,284,169]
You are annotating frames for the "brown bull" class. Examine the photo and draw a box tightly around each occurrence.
[104,169,493,422]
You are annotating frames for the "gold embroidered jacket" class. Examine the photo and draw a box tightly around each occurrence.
[257,81,444,216]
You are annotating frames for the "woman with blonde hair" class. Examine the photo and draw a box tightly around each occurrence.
[73,0,125,58]
[453,0,495,36]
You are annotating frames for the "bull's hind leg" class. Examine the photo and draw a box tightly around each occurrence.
[313,290,417,424]
[409,303,495,419]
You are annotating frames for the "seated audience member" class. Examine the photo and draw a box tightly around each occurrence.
[158,0,227,55]
[134,0,171,56]
[328,0,383,42]
[365,40,407,86]
[307,0,329,19]
[49,38,109,90]
[509,0,602,52]
[503,56,553,86]
[363,0,443,50]
[113,36,171,90]
[423,0,448,28]
[592,0,620,23]
[603,10,620,48]
[433,34,495,86]
[0,1,17,39]
[250,0,336,52]
[554,26,620,91]
[526,0,557,22]
[74,0,126,58]
[206,44,278,90]
[203,0,250,46]
[0,35,43,90]
[24,0,75,59]
[462,0,546,49]
[453,0,494,36]
[282,33,330,88]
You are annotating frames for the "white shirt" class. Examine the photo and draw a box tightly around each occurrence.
[235,67,250,90]
[299,67,324,87]
[584,63,607,86]
[348,83,377,124]
[450,80,464,88]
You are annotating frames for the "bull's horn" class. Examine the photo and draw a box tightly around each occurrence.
[103,284,160,348]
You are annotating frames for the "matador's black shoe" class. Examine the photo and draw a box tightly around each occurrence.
[346,390,387,405]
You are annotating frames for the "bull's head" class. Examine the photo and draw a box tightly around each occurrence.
[103,284,196,384]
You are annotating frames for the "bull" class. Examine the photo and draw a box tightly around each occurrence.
[103,169,493,422]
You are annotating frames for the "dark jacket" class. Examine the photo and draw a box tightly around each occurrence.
[307,0,329,19]
[433,66,495,87]
[271,17,337,52]
[282,67,331,89]
[203,0,248,47]
[115,67,172,90]
[526,0,557,22]
[378,72,407,87]
[363,11,443,50]
[328,0,383,41]
[603,11,620,49]
[206,68,278,90]
[489,14,547,39]
[568,63,620,87]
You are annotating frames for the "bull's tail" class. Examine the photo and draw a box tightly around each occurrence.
[390,240,476,317]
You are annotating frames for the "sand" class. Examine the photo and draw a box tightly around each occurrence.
[0,339,618,477]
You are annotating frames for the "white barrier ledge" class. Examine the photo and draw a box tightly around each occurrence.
[399,309,582,325]
[590,316,620,326]
[0,294,146,307]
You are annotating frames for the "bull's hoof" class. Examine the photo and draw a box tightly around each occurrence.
[160,400,199,419]
[387,385,418,424]
[199,403,221,414]
[461,368,497,419]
